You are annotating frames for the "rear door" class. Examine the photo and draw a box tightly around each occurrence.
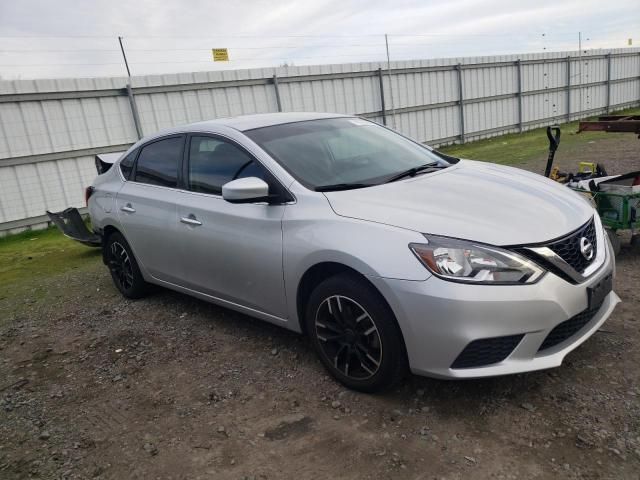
[173,134,288,319]
[116,135,185,283]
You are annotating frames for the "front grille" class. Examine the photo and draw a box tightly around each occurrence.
[547,218,597,274]
[451,334,524,369]
[538,300,604,352]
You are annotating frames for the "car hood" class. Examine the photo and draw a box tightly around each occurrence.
[323,160,594,246]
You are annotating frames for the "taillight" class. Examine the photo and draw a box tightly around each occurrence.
[85,186,95,207]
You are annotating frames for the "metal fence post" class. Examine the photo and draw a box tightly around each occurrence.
[606,53,612,114]
[272,74,282,112]
[377,68,387,125]
[456,64,465,143]
[126,84,143,140]
[516,60,523,132]
[566,56,571,123]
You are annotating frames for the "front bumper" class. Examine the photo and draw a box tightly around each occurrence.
[369,232,620,379]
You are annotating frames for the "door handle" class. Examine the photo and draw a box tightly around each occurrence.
[121,204,136,213]
[180,215,202,226]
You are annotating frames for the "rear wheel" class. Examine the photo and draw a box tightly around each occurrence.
[105,232,149,299]
[305,273,407,392]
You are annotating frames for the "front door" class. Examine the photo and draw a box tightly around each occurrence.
[174,134,288,319]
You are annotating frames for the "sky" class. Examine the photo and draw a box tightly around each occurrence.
[0,0,638,79]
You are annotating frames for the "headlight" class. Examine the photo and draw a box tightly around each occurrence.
[410,235,545,285]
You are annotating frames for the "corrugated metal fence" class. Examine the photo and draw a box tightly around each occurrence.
[1,48,639,233]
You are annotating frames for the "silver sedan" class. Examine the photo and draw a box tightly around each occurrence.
[88,112,619,392]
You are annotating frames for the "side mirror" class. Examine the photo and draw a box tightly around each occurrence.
[222,177,271,204]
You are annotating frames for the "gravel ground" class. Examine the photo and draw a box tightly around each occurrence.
[1,132,639,480]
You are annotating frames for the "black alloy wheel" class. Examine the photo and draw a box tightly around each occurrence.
[109,241,134,292]
[305,273,408,392]
[314,295,383,380]
[105,231,149,299]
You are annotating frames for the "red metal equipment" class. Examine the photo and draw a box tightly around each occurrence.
[578,115,640,136]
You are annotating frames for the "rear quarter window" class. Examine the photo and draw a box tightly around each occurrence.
[119,150,137,180]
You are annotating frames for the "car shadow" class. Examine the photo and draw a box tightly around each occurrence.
[138,284,609,419]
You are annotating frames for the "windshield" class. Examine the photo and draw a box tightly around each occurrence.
[245,117,451,190]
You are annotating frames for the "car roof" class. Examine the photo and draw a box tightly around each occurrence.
[178,112,351,133]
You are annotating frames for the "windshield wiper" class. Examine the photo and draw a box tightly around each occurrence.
[432,150,460,163]
[315,183,373,192]
[383,162,445,184]
[316,163,447,191]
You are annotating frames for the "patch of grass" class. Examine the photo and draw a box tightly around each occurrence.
[0,226,101,294]
[440,107,640,165]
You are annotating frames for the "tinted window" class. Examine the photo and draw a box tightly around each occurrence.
[119,149,137,180]
[134,137,182,187]
[188,136,268,195]
[245,118,447,189]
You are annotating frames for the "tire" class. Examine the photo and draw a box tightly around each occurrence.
[606,228,621,256]
[304,273,408,393]
[104,231,149,299]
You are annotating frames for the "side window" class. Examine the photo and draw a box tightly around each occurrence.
[188,136,268,195]
[119,149,137,180]
[134,137,183,188]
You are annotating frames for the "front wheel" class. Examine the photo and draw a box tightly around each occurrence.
[105,231,149,299]
[305,273,408,393]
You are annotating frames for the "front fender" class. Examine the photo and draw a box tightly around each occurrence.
[282,198,430,327]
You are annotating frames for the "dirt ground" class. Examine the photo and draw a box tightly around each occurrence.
[1,130,639,480]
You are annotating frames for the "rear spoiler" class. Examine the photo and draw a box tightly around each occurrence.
[95,152,125,174]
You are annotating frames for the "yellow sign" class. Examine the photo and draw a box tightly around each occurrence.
[628,38,633,46]
[212,48,229,62]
